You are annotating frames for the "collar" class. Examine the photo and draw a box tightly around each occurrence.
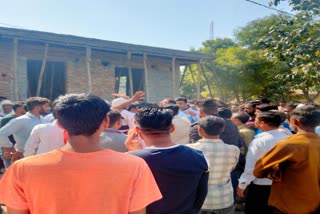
[26,112,42,119]
[255,129,281,138]
[198,138,224,144]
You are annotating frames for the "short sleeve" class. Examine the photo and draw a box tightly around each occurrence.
[0,161,29,210]
[129,160,162,212]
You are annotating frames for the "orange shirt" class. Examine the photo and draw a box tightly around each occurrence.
[254,133,320,214]
[0,149,162,214]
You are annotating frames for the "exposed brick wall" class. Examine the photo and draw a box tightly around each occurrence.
[0,38,181,103]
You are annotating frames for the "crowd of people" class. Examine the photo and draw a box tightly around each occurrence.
[0,92,319,214]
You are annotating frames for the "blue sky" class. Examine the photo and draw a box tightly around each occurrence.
[0,0,291,50]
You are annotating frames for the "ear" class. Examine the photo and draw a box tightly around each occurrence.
[102,114,109,129]
[198,109,204,117]
[170,124,175,133]
[198,126,204,137]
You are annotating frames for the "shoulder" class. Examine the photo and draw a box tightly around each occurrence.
[190,122,198,128]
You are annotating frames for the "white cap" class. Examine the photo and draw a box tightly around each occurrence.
[111,98,128,107]
[0,100,13,106]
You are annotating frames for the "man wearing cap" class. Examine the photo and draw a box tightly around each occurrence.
[0,100,13,117]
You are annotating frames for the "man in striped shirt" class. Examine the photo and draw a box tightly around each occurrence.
[188,115,240,214]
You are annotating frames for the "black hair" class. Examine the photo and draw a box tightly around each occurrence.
[218,107,232,119]
[107,111,122,127]
[54,94,110,136]
[128,102,139,111]
[256,111,282,127]
[163,104,179,116]
[12,102,25,112]
[256,104,278,112]
[135,107,173,131]
[290,105,320,128]
[136,101,159,110]
[25,97,50,111]
[233,112,250,124]
[196,99,218,115]
[198,115,225,136]
[246,101,261,108]
[270,110,287,122]
[175,97,188,103]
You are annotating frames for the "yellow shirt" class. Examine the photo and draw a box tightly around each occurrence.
[254,133,320,214]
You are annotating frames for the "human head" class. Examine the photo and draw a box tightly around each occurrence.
[107,110,122,129]
[175,97,188,110]
[163,104,179,116]
[196,99,218,117]
[111,98,129,110]
[255,104,278,114]
[218,107,232,119]
[279,100,287,108]
[290,105,320,132]
[128,102,139,113]
[159,98,175,107]
[25,97,51,115]
[255,111,282,131]
[198,115,225,138]
[1,100,13,114]
[134,108,174,146]
[12,102,26,116]
[284,104,297,120]
[231,112,250,126]
[54,94,110,136]
[230,104,240,112]
[244,101,260,117]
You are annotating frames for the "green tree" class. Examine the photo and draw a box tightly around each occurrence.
[261,1,320,102]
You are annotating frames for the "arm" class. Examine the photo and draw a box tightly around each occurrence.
[193,171,209,211]
[237,140,260,196]
[129,208,146,214]
[7,207,29,214]
[112,91,144,110]
[254,142,303,179]
[0,118,22,147]
[23,127,41,157]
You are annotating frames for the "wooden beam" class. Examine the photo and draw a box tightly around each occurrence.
[197,62,201,99]
[36,43,49,96]
[172,57,177,98]
[86,46,92,93]
[143,53,149,101]
[128,52,134,96]
[200,63,213,98]
[13,38,19,100]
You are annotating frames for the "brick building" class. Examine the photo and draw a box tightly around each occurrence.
[0,27,210,102]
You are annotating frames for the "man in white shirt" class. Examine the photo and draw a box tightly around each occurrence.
[164,104,191,145]
[24,119,65,157]
[0,97,50,164]
[237,111,288,214]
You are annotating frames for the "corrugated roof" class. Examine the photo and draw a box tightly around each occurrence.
[0,27,211,60]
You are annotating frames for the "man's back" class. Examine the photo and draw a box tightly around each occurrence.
[188,139,239,210]
[24,121,65,157]
[255,133,320,213]
[0,149,162,214]
[129,145,208,214]
[100,129,127,152]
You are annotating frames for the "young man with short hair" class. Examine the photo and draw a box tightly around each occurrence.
[254,105,320,213]
[231,112,255,148]
[188,116,240,214]
[175,97,199,123]
[0,94,162,214]
[0,97,50,163]
[100,110,127,152]
[129,107,208,213]
[237,111,288,214]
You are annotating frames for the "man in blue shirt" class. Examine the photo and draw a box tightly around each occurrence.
[176,97,199,123]
[128,107,209,214]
